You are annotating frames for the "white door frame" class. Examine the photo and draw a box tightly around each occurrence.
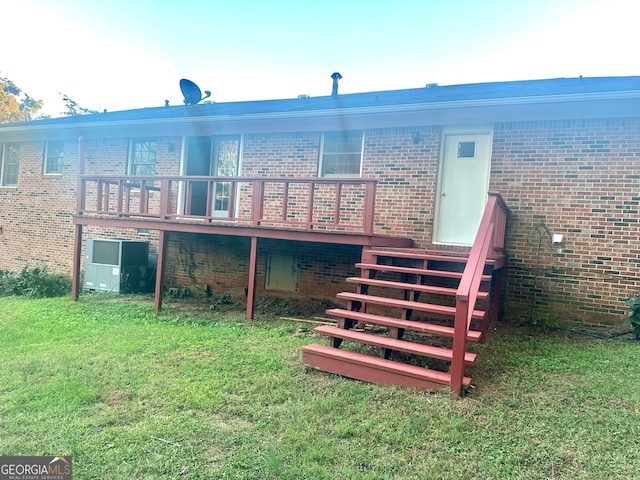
[433,125,493,246]
[177,135,243,217]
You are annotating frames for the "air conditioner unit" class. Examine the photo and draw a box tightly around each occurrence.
[83,239,152,293]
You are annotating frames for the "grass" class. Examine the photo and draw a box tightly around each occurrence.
[0,295,639,479]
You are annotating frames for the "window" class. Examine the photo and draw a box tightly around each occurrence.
[320,131,363,177]
[0,144,20,187]
[44,141,64,175]
[457,141,476,158]
[128,140,157,175]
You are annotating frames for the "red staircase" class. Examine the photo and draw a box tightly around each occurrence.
[302,192,509,395]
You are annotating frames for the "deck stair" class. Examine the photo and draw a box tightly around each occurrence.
[302,248,496,392]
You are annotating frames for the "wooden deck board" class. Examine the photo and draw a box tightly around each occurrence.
[336,292,486,320]
[314,325,476,364]
[346,277,489,299]
[355,263,492,281]
[325,308,483,342]
[302,343,471,389]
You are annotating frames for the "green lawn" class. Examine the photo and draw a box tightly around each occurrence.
[0,296,639,479]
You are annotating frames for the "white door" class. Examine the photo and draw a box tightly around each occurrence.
[434,131,493,245]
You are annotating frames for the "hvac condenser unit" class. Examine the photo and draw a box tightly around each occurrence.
[83,239,150,293]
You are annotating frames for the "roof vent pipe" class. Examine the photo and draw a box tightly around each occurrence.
[331,72,342,96]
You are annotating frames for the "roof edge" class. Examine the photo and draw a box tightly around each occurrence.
[2,88,640,138]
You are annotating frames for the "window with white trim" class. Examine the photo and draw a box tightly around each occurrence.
[44,141,64,175]
[0,143,20,187]
[320,130,363,177]
[128,140,157,175]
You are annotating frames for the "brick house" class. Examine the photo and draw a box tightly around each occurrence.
[1,76,638,392]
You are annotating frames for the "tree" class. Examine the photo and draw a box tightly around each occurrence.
[0,75,43,123]
[60,93,99,116]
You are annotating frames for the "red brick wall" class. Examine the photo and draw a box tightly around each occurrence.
[239,133,320,225]
[238,129,442,240]
[260,239,360,299]
[242,132,320,177]
[79,137,179,268]
[362,127,440,246]
[163,233,250,290]
[0,141,77,273]
[2,121,639,330]
[163,232,359,301]
[490,119,640,328]
[0,137,180,275]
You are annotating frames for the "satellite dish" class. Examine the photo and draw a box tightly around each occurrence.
[180,79,211,105]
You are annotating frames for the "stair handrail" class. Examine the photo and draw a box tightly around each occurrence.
[450,192,508,394]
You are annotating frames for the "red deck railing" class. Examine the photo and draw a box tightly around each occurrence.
[450,192,508,394]
[77,175,377,234]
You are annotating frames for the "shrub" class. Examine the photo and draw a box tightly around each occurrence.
[623,292,640,341]
[0,267,71,298]
[0,270,18,296]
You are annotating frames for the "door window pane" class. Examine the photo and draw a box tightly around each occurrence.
[214,138,240,176]
[457,141,476,158]
[212,136,240,213]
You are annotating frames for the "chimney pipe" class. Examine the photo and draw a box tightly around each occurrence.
[331,72,342,96]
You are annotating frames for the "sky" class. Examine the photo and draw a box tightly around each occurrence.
[2,0,637,118]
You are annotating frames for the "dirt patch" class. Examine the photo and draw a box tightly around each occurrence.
[161,292,340,318]
[98,389,133,406]
[93,285,341,318]
[255,296,340,317]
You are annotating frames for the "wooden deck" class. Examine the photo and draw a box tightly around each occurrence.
[70,138,509,396]
[71,169,413,318]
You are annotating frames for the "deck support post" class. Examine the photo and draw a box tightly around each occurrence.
[76,136,85,213]
[71,136,86,302]
[246,236,258,320]
[154,230,167,312]
[491,269,503,323]
[450,298,468,395]
[71,224,83,301]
